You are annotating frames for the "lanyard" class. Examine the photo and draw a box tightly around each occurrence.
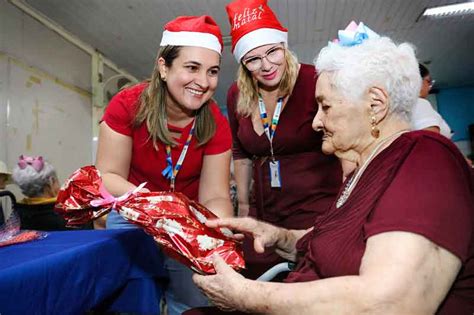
[161,119,196,191]
[258,95,284,160]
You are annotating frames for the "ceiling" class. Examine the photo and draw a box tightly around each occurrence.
[21,0,474,103]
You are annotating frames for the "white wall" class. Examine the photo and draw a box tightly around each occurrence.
[0,1,96,198]
[0,57,7,159]
[0,2,92,92]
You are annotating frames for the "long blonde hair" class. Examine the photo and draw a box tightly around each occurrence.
[133,46,216,146]
[236,48,299,117]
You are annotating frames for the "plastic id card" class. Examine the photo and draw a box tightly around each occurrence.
[269,160,282,188]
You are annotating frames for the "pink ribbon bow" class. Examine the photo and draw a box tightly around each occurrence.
[17,155,44,172]
[90,182,147,209]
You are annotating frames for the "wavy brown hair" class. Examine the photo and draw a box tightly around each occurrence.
[133,46,216,147]
[236,48,299,117]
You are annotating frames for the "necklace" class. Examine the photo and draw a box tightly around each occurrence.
[335,129,409,208]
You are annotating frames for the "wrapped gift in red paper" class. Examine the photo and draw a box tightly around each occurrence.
[55,165,245,274]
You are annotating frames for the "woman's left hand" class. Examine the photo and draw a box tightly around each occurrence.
[193,254,248,311]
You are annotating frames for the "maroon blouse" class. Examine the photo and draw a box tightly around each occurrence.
[286,131,474,314]
[227,64,342,278]
[227,64,342,229]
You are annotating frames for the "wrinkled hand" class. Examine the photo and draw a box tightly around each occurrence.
[206,217,281,253]
[193,254,247,311]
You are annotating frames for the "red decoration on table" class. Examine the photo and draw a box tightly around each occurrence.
[55,166,245,274]
[0,212,48,248]
[0,230,46,247]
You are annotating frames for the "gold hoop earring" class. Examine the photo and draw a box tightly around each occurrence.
[371,114,380,138]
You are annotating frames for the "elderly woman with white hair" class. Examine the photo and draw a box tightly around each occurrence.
[190,23,474,315]
[12,155,92,231]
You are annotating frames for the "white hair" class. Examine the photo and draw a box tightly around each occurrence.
[314,37,421,122]
[12,160,57,198]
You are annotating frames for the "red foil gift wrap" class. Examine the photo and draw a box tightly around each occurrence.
[55,166,245,274]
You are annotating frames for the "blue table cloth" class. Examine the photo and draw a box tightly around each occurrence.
[0,229,166,315]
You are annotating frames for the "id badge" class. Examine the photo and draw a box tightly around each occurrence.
[269,160,282,188]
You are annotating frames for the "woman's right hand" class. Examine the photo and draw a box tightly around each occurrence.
[206,217,282,253]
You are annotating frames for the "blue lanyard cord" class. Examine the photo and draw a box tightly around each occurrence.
[258,95,284,158]
[161,119,196,191]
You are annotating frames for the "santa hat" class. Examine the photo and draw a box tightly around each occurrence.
[226,0,288,62]
[160,15,223,55]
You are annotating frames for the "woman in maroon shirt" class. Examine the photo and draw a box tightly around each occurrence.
[225,0,341,279]
[190,24,474,314]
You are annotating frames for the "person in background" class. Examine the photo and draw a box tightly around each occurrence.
[412,64,474,167]
[96,15,233,315]
[0,160,10,190]
[12,155,92,231]
[225,0,342,279]
[191,23,473,315]
[229,159,239,215]
[411,63,452,138]
[0,160,13,223]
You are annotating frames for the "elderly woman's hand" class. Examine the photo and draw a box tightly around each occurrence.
[193,254,249,311]
[206,217,282,254]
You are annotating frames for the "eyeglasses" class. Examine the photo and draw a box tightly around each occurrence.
[242,46,285,72]
[424,78,436,88]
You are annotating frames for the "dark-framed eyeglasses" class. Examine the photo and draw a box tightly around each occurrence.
[424,77,436,88]
[242,46,285,72]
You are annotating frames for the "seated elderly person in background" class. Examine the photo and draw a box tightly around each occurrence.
[12,155,92,231]
[0,160,11,190]
[0,160,14,223]
[192,23,473,314]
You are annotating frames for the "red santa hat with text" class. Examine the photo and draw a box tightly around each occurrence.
[160,15,223,55]
[226,0,288,62]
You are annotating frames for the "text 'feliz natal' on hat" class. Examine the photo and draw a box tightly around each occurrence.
[226,0,288,62]
[159,15,223,55]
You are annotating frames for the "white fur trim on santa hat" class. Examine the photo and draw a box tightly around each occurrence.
[160,30,222,55]
[234,28,287,62]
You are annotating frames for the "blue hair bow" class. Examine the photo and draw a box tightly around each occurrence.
[332,21,379,47]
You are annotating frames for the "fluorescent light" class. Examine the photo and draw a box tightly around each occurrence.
[422,2,474,18]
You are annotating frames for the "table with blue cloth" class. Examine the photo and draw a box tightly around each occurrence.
[0,229,166,315]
